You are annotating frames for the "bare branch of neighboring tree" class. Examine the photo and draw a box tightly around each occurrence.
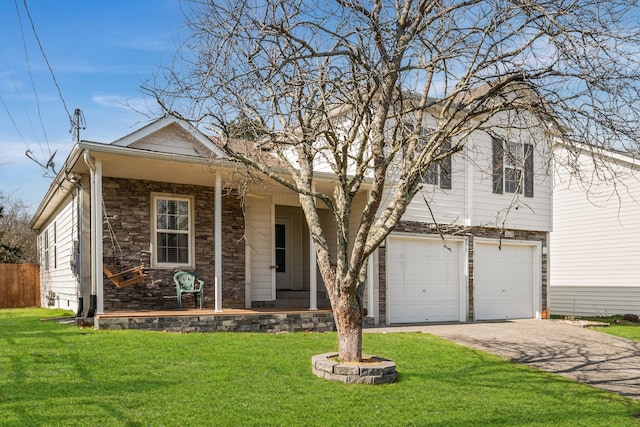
[0,192,37,264]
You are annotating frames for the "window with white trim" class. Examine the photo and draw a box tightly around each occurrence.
[492,137,534,197]
[152,194,194,268]
[402,123,452,189]
[43,231,49,271]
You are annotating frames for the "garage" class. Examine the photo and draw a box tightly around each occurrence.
[387,235,465,323]
[474,240,540,320]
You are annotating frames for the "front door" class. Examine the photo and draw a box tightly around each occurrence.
[275,218,292,289]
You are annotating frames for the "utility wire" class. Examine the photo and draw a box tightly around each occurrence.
[22,0,72,122]
[0,46,33,153]
[14,0,50,158]
[0,92,29,147]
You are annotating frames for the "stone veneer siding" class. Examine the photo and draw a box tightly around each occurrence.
[101,178,245,310]
[378,221,548,324]
[95,311,335,333]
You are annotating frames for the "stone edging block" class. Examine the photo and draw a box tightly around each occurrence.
[311,352,397,384]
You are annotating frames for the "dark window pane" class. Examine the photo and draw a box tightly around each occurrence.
[505,168,522,194]
[178,248,189,264]
[157,214,167,230]
[157,199,167,214]
[275,224,286,248]
[492,137,504,194]
[424,162,438,185]
[276,248,286,273]
[166,233,178,247]
[157,231,189,264]
[178,201,188,215]
[167,200,178,215]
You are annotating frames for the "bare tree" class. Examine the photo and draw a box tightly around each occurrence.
[148,0,640,361]
[0,192,37,264]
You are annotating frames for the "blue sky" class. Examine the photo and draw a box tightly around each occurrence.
[0,0,187,211]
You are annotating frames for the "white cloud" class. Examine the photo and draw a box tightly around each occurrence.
[92,94,156,113]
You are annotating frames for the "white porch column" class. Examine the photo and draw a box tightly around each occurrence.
[309,234,318,311]
[94,160,104,315]
[309,183,318,311]
[244,203,252,309]
[367,249,374,318]
[214,174,223,312]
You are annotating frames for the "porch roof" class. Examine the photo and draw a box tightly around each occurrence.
[30,139,372,230]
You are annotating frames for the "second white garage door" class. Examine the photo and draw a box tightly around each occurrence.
[474,241,539,320]
[387,236,464,323]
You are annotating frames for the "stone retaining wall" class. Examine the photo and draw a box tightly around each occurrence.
[95,311,335,333]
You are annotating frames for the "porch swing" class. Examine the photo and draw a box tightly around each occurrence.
[102,203,147,288]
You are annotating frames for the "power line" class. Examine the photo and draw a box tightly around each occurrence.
[22,0,72,122]
[8,0,73,178]
[0,89,55,176]
[14,0,50,158]
[0,92,29,148]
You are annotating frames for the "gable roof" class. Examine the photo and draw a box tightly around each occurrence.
[110,115,226,158]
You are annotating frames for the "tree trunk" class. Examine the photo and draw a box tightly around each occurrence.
[332,290,364,362]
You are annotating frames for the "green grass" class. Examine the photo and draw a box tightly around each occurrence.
[571,315,640,342]
[2,309,640,426]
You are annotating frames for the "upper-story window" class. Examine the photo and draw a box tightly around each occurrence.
[492,137,534,197]
[422,135,452,189]
[403,123,452,190]
[151,194,194,268]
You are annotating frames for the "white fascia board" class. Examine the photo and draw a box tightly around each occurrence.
[110,115,227,158]
[553,138,640,169]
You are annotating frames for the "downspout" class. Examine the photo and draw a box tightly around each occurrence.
[73,183,84,317]
[84,150,97,317]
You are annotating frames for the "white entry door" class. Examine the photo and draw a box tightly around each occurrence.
[387,236,464,323]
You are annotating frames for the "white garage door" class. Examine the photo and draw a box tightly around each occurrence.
[474,241,537,320]
[387,236,463,323]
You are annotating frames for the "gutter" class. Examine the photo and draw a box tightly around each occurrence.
[30,145,84,230]
[75,140,370,185]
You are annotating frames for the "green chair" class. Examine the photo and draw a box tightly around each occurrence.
[173,271,204,310]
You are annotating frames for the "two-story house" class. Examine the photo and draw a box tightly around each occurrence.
[31,114,551,328]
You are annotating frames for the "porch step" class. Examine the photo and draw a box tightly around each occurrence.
[275,290,331,309]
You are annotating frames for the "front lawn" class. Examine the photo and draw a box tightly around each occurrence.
[2,308,640,426]
[577,315,640,342]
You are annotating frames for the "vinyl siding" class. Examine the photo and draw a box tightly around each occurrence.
[39,194,79,312]
[551,148,640,289]
[128,123,207,156]
[390,128,552,232]
[470,131,552,231]
[400,153,466,224]
[550,286,640,316]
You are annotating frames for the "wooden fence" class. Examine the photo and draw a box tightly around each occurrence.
[0,264,40,308]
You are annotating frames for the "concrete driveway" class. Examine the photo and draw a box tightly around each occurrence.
[365,319,640,399]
